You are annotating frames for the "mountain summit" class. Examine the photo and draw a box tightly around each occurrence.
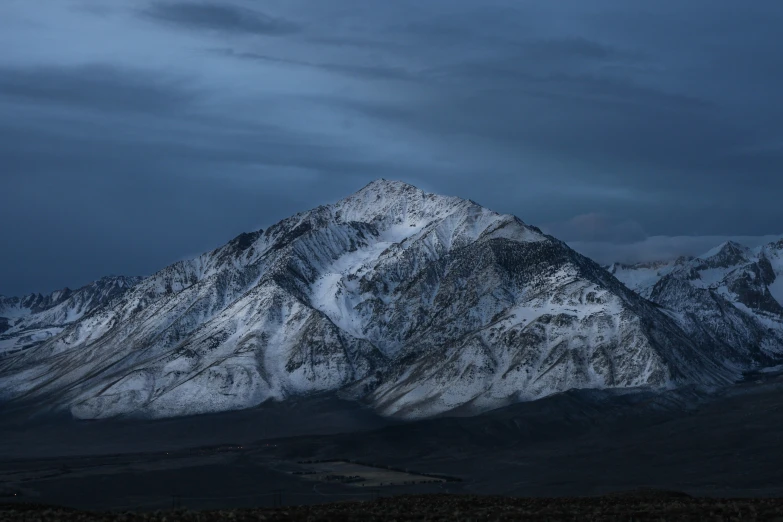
[0,181,765,419]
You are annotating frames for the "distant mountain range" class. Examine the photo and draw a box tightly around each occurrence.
[608,240,783,369]
[1,180,780,420]
[0,276,143,355]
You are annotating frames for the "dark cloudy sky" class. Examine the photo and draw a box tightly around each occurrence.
[3,0,783,295]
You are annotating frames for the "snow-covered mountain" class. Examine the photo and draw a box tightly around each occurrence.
[606,257,693,300]
[609,240,783,364]
[0,181,772,420]
[0,276,142,356]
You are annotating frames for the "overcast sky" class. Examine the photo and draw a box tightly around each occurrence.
[3,0,783,295]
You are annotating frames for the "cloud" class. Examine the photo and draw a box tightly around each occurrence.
[214,48,419,82]
[0,82,388,182]
[330,62,733,180]
[142,1,299,35]
[4,0,783,295]
[569,235,783,266]
[540,213,647,243]
[0,64,198,114]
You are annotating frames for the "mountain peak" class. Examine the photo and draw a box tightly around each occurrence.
[722,240,747,251]
[354,179,424,199]
[700,241,751,267]
[6,180,757,422]
[361,178,417,190]
[763,238,783,252]
[333,179,472,230]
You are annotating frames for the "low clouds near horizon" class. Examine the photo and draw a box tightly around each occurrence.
[568,235,783,266]
[2,0,783,295]
[541,212,781,265]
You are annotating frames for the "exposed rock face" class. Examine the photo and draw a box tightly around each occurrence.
[0,276,143,356]
[609,241,783,368]
[0,181,764,420]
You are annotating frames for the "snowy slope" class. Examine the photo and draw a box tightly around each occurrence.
[0,276,142,356]
[610,241,783,363]
[0,181,761,420]
[760,239,783,304]
[607,258,692,299]
[0,289,74,320]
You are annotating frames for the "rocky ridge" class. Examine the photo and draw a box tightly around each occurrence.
[0,181,776,420]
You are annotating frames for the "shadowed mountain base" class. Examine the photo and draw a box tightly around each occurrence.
[2,370,783,512]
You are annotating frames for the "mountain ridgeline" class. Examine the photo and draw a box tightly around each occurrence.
[608,240,783,368]
[0,181,780,420]
[0,276,143,355]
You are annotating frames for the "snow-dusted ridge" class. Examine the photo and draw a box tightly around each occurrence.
[0,181,775,420]
[609,240,783,365]
[0,276,143,356]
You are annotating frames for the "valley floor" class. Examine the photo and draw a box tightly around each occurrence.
[5,494,783,522]
[2,369,783,513]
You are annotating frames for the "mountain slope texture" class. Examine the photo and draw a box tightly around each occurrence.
[0,276,142,356]
[0,181,775,420]
[609,241,783,367]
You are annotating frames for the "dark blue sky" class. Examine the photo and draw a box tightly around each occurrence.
[3,0,783,295]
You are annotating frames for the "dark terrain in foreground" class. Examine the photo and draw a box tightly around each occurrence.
[1,369,783,515]
[5,494,783,521]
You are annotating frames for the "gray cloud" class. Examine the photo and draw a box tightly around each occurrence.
[0,106,377,296]
[142,1,299,35]
[330,60,733,176]
[3,0,783,294]
[214,48,419,82]
[0,64,197,114]
[570,235,783,266]
[541,213,647,244]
